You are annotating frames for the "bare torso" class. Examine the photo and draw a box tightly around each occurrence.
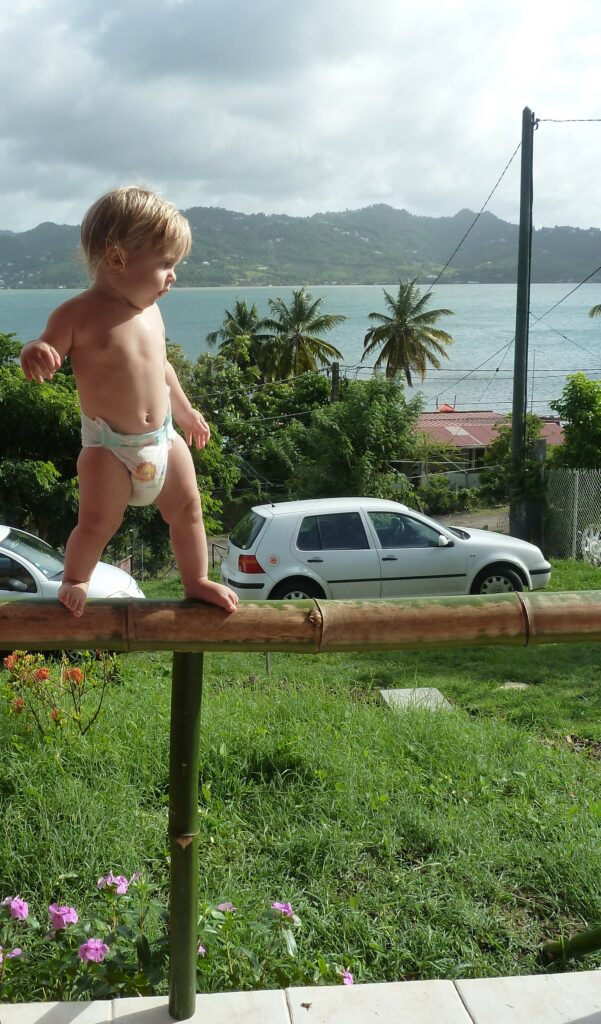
[58,289,170,434]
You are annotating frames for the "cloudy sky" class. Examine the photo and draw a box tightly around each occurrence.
[1,0,600,232]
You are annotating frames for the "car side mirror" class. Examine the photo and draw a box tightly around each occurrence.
[437,535,453,548]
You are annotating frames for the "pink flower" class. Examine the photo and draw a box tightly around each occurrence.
[48,903,78,930]
[272,901,294,918]
[217,901,236,913]
[4,896,28,920]
[78,938,109,963]
[342,970,354,985]
[197,943,206,957]
[97,872,130,895]
[0,947,22,963]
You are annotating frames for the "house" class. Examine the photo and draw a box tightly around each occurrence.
[409,406,563,488]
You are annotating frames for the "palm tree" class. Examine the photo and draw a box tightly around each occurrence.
[206,300,269,370]
[590,304,601,319]
[362,279,454,386]
[261,288,346,380]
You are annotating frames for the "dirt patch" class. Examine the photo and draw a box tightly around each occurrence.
[436,505,509,534]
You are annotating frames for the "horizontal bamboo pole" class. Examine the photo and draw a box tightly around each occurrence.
[1,590,601,653]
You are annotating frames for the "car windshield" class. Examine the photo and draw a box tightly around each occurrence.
[448,527,470,540]
[1,528,64,579]
[229,511,267,550]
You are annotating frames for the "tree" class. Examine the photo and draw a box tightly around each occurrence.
[549,372,601,469]
[206,300,268,373]
[261,288,345,380]
[479,413,545,504]
[362,278,454,385]
[294,376,423,499]
[590,304,601,319]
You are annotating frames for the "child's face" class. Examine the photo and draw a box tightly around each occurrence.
[109,243,180,309]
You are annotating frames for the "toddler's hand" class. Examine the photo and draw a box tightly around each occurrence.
[20,341,62,382]
[179,409,211,448]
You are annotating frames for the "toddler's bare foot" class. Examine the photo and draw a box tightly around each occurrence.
[185,578,239,613]
[58,580,89,617]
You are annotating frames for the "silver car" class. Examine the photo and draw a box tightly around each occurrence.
[221,497,552,601]
[0,525,145,601]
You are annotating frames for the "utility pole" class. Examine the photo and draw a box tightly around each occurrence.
[330,360,340,402]
[509,106,536,539]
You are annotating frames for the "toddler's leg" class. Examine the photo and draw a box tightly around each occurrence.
[59,448,132,616]
[156,435,238,613]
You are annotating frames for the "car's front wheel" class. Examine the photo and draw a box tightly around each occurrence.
[471,565,524,595]
[269,577,325,601]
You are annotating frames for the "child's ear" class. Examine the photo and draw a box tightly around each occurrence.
[104,244,126,271]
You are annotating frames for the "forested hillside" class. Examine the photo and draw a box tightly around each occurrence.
[0,204,599,288]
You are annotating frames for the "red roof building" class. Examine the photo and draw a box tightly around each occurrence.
[418,408,563,450]
[410,408,563,488]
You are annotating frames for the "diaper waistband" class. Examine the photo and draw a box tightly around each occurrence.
[81,409,173,449]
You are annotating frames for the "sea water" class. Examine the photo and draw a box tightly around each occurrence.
[2,283,601,413]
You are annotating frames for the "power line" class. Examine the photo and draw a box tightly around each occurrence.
[424,138,522,294]
[528,309,598,358]
[538,118,601,123]
[532,263,601,322]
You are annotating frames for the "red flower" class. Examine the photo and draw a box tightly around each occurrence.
[64,667,84,684]
[3,654,18,671]
[11,697,25,713]
[34,667,50,681]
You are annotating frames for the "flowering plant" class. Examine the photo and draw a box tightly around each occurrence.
[1,650,120,740]
[0,877,354,1001]
[0,873,167,1000]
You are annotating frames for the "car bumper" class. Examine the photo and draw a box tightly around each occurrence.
[221,570,269,601]
[530,562,552,590]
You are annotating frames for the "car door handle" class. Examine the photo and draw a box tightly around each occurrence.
[307,557,324,563]
[381,556,398,561]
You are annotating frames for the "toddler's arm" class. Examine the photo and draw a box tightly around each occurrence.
[165,360,211,448]
[20,305,74,383]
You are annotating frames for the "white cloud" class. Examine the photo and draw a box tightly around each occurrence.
[0,0,600,230]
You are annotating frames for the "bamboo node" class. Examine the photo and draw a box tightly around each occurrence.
[174,833,197,849]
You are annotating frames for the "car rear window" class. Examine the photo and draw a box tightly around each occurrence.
[229,510,267,550]
[297,512,369,550]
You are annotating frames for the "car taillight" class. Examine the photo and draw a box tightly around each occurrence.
[238,554,264,574]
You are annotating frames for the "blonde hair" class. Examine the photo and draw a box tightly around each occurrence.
[81,186,192,273]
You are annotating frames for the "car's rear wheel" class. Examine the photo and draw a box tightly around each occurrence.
[471,565,524,595]
[269,577,325,601]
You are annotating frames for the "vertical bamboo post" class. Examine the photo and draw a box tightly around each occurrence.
[168,652,203,1020]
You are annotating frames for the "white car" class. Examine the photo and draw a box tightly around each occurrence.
[0,525,145,601]
[221,498,552,601]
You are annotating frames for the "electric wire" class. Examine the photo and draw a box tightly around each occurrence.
[424,138,522,294]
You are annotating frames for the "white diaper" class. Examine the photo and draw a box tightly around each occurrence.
[80,409,176,507]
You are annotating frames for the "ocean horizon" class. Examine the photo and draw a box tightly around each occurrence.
[3,282,601,414]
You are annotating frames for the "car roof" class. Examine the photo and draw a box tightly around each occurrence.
[251,498,409,517]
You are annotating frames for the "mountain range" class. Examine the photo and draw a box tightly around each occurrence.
[0,204,600,288]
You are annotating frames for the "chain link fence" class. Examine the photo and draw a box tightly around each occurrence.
[545,468,601,562]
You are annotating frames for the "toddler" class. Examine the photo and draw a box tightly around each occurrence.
[19,186,239,617]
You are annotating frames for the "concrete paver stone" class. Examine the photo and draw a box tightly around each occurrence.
[380,688,453,711]
[0,1003,111,1024]
[287,980,472,1023]
[112,990,290,1024]
[456,970,601,1023]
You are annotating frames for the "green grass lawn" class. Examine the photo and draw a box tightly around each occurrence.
[2,558,601,994]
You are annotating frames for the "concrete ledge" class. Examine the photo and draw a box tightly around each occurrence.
[2,973,601,1024]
